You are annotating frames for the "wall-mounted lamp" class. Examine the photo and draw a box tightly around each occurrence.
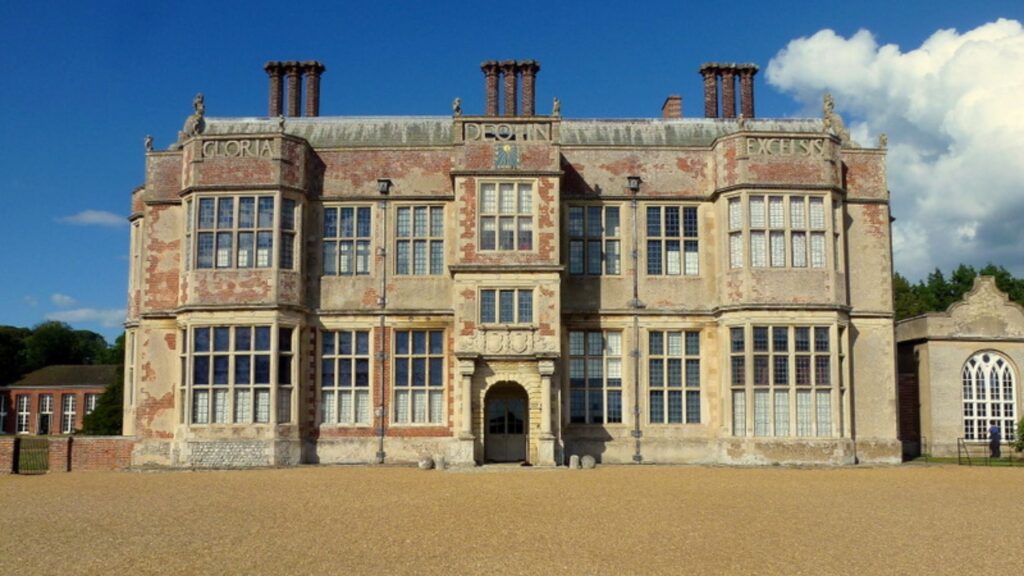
[377,178,393,195]
[627,175,642,193]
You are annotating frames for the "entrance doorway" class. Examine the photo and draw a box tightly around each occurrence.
[485,383,528,463]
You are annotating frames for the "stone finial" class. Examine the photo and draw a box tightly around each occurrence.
[552,97,561,117]
[452,97,462,117]
[878,133,888,149]
[277,115,286,133]
[144,135,153,152]
[737,114,747,130]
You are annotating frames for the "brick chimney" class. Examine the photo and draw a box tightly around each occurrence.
[700,64,718,118]
[500,60,518,117]
[518,60,540,117]
[661,95,682,118]
[285,62,303,117]
[738,64,758,119]
[481,61,500,116]
[303,61,325,117]
[265,62,284,116]
[700,62,758,119]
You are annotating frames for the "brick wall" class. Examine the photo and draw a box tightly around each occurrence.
[70,437,134,471]
[0,437,13,474]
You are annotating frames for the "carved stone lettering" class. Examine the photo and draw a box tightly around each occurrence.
[201,139,273,159]
[463,122,551,142]
[745,137,826,157]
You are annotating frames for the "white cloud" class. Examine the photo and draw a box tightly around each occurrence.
[23,296,38,307]
[57,209,126,227]
[50,293,77,307]
[46,308,126,328]
[767,19,1024,280]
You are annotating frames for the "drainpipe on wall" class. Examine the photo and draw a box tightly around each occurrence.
[376,179,392,464]
[627,176,644,463]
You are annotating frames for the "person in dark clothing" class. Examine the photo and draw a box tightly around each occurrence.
[988,423,1002,459]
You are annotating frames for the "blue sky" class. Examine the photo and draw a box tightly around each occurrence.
[1,0,1022,341]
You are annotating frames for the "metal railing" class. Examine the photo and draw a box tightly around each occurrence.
[957,437,1022,466]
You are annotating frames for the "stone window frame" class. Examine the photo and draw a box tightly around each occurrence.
[729,323,838,438]
[181,323,296,428]
[394,204,445,276]
[647,330,702,425]
[644,204,699,276]
[15,395,29,434]
[961,350,1017,442]
[391,328,447,426]
[479,288,534,326]
[568,330,624,425]
[187,193,298,271]
[38,394,53,435]
[567,203,623,276]
[726,193,833,271]
[477,179,536,253]
[323,204,373,276]
[61,394,76,434]
[319,329,373,427]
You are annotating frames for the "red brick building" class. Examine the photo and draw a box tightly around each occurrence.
[0,365,113,435]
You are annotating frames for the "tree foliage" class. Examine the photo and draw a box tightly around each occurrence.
[893,264,1024,320]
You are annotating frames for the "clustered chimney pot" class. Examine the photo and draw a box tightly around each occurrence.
[265,60,327,118]
[699,63,758,119]
[480,60,542,117]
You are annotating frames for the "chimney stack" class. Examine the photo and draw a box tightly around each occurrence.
[265,62,284,117]
[519,60,540,117]
[303,61,325,117]
[265,60,327,118]
[700,63,758,119]
[661,95,682,118]
[500,60,518,117]
[481,61,500,116]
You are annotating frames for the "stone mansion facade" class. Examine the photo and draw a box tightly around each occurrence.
[123,59,901,467]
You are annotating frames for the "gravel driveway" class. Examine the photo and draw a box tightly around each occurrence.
[2,464,1021,575]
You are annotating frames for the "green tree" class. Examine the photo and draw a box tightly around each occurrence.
[81,332,125,435]
[0,325,31,384]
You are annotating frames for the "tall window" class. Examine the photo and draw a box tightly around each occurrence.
[190,326,292,425]
[0,395,7,433]
[393,330,445,424]
[646,206,698,275]
[194,195,283,269]
[480,289,533,324]
[61,395,76,434]
[480,182,533,251]
[731,325,834,437]
[962,351,1017,442]
[568,205,621,275]
[396,206,444,275]
[728,198,743,268]
[321,330,371,425]
[648,331,701,424]
[85,394,99,416]
[324,206,372,275]
[568,331,622,424]
[808,197,827,268]
[16,395,29,434]
[38,395,53,435]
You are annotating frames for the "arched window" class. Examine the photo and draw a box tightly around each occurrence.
[962,352,1017,441]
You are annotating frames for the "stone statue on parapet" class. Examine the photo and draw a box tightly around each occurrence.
[552,97,560,117]
[277,115,286,133]
[452,97,462,117]
[176,93,206,147]
[878,133,888,149]
[737,114,747,130]
[823,92,856,148]
[144,135,153,152]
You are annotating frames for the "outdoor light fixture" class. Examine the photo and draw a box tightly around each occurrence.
[627,175,642,193]
[377,178,393,195]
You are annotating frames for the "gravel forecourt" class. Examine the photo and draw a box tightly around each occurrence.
[1,464,1022,575]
